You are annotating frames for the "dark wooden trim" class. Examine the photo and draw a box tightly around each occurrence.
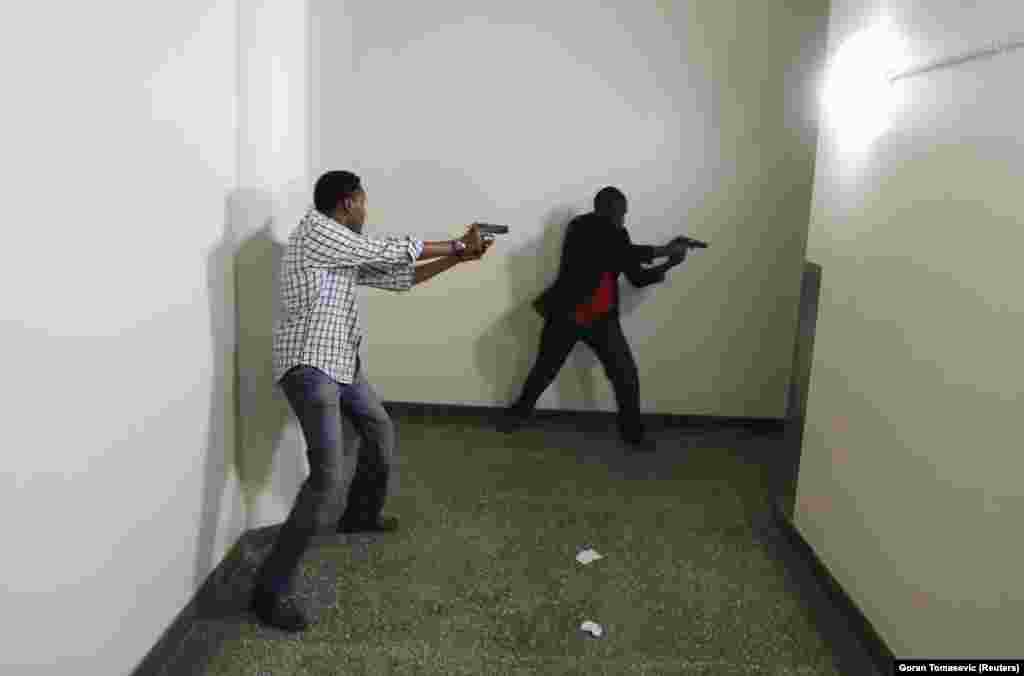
[770,496,895,675]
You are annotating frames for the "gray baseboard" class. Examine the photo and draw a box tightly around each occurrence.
[770,496,895,675]
[382,399,789,435]
[131,525,281,676]
[130,584,201,676]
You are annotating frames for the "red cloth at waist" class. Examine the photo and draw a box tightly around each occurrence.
[574,271,617,326]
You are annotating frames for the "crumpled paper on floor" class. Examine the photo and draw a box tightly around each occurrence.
[575,548,603,565]
[580,620,604,637]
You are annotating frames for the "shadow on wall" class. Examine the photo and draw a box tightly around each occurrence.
[473,205,573,407]
[227,189,295,527]
[193,197,240,590]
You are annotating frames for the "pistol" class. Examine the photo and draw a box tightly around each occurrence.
[473,222,510,243]
[674,236,708,249]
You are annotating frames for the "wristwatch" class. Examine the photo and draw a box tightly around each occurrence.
[452,240,468,257]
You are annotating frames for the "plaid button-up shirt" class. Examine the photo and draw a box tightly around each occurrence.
[272,207,425,386]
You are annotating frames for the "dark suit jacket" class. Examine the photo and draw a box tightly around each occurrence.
[533,212,664,320]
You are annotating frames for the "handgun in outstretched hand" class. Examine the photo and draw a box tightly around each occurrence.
[473,223,510,243]
[670,235,708,252]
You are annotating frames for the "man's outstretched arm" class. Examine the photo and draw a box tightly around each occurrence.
[624,262,666,288]
[615,227,684,287]
[418,224,485,260]
[413,256,461,285]
[356,246,463,288]
[625,256,686,287]
[346,225,480,266]
[417,241,463,260]
[359,230,491,291]
[356,253,466,291]
[608,227,683,270]
[413,238,494,285]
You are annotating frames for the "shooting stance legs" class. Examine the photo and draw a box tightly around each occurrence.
[499,314,648,447]
[251,357,396,631]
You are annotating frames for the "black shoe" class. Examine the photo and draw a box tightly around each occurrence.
[495,408,530,433]
[249,587,311,632]
[337,514,399,534]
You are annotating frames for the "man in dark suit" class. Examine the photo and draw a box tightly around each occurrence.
[496,186,689,451]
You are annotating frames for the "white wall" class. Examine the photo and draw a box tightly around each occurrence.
[232,0,321,532]
[797,0,1024,659]
[311,0,831,419]
[0,1,247,673]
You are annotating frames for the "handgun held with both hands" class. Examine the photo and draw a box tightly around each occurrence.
[449,222,508,261]
[472,222,510,243]
[669,235,708,253]
[662,235,707,266]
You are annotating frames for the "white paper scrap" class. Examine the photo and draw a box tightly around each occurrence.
[580,620,604,638]
[576,548,603,565]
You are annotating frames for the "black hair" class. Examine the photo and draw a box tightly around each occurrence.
[314,170,363,215]
[594,186,626,214]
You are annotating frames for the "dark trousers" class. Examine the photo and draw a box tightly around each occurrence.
[511,312,646,441]
[254,357,394,596]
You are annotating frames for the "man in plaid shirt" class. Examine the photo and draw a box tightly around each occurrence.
[251,170,492,631]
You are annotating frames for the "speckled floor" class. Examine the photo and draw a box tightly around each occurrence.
[163,412,881,676]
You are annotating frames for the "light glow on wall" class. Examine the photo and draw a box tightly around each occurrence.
[821,16,910,156]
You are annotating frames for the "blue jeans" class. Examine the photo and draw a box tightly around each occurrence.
[254,357,395,596]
